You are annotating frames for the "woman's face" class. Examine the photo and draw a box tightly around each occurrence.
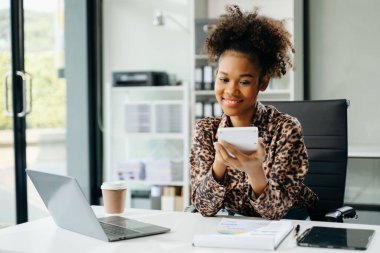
[215,50,268,122]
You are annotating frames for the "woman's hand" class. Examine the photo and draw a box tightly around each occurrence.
[214,138,268,195]
[211,143,228,182]
[214,138,265,174]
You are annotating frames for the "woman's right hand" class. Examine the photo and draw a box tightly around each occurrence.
[212,142,229,182]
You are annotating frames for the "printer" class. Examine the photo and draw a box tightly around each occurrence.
[113,71,169,87]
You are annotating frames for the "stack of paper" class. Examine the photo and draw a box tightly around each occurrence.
[116,160,145,180]
[155,103,182,133]
[193,218,293,250]
[145,159,182,182]
[124,104,151,133]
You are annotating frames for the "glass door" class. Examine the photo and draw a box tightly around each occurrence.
[0,0,67,225]
[24,0,67,222]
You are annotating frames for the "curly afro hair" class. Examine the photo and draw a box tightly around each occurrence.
[204,5,295,78]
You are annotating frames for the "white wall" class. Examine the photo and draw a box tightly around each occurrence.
[103,0,191,86]
[65,0,90,199]
[309,0,380,146]
[208,0,294,20]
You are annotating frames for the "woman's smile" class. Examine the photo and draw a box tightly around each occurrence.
[222,97,243,107]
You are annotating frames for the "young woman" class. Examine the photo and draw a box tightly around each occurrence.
[189,5,318,220]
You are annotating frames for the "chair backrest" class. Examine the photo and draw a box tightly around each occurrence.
[262,99,348,221]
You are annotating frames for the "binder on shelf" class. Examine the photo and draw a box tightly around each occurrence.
[161,186,183,211]
[213,102,223,116]
[174,194,183,211]
[195,102,204,118]
[150,186,162,210]
[195,100,224,118]
[204,102,213,117]
[195,67,203,90]
[203,65,214,90]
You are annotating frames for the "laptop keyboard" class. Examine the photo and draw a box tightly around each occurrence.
[100,222,140,240]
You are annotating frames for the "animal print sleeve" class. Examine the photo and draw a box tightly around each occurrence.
[189,119,227,216]
[248,118,309,219]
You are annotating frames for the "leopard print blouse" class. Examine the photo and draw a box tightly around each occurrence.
[189,102,318,219]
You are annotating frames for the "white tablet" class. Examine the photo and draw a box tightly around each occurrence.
[217,127,258,153]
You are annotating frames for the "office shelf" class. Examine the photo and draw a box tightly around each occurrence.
[124,133,184,139]
[125,180,185,187]
[112,85,184,92]
[105,86,190,210]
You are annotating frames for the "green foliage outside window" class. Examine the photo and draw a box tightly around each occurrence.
[0,52,66,130]
[0,10,66,130]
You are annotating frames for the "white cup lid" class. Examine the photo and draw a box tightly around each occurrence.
[101,181,127,190]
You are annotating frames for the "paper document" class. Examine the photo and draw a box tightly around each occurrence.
[193,218,293,250]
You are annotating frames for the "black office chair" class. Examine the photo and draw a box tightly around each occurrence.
[186,99,357,222]
[262,99,355,222]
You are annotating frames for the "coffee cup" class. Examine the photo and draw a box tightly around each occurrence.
[101,181,127,215]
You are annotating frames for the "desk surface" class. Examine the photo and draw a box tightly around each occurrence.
[0,206,379,253]
[349,145,380,158]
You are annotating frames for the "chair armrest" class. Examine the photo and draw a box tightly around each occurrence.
[184,205,198,213]
[183,205,236,216]
[324,206,357,222]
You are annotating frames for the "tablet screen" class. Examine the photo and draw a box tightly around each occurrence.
[297,226,375,250]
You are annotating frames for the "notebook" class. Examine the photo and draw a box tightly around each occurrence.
[297,226,375,250]
[193,218,293,250]
[26,169,170,242]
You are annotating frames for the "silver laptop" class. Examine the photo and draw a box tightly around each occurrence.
[26,169,170,242]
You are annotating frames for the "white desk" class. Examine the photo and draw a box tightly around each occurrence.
[349,145,380,158]
[0,206,379,253]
